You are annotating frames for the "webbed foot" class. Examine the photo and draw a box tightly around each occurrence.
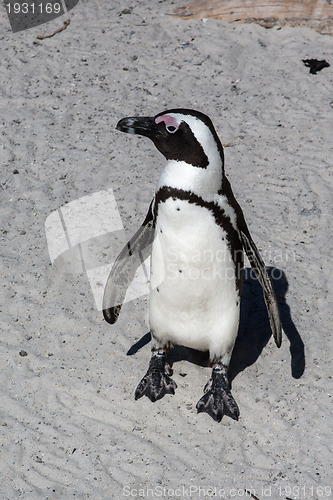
[135,350,177,402]
[196,364,239,422]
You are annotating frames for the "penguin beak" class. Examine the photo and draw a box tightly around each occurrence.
[116,116,159,137]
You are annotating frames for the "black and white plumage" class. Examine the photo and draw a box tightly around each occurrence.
[103,109,282,423]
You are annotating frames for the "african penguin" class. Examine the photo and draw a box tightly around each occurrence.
[103,109,282,423]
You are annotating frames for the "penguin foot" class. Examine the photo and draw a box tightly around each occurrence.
[196,364,239,422]
[135,351,177,402]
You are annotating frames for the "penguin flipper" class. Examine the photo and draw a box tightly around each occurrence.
[103,200,155,324]
[221,177,282,347]
[240,229,282,348]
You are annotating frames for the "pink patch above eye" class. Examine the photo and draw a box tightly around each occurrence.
[155,115,179,132]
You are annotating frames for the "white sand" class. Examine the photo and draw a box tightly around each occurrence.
[1,1,332,498]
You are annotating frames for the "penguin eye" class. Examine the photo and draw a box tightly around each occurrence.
[155,115,179,134]
[166,125,177,134]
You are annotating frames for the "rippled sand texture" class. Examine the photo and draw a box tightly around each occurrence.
[1,1,332,498]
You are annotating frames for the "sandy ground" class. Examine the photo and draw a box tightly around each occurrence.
[1,1,333,499]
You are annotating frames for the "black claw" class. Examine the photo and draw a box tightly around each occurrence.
[196,364,240,422]
[135,351,177,402]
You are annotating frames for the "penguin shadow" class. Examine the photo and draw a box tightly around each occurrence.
[127,267,305,381]
[229,267,305,382]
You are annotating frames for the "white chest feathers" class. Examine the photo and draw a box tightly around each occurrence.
[149,196,241,362]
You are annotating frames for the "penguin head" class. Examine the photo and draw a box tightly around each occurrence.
[116,109,224,170]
